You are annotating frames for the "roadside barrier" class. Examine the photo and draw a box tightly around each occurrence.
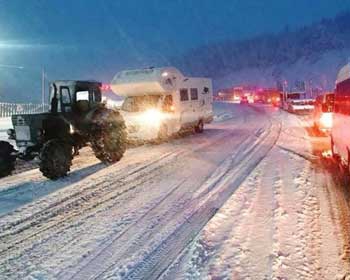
[0,103,49,117]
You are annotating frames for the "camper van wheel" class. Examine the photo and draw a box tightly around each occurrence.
[158,124,168,141]
[195,120,204,133]
[0,141,16,178]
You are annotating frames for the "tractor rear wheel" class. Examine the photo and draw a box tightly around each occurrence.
[39,139,73,180]
[91,110,127,163]
[0,141,16,178]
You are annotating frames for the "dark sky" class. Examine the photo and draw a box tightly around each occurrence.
[0,0,349,102]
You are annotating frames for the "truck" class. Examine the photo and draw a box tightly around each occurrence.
[331,63,350,169]
[312,93,334,132]
[111,67,213,141]
[0,80,127,179]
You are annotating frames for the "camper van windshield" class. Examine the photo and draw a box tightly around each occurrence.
[122,95,161,112]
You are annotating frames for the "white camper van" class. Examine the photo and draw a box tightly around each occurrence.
[111,67,213,141]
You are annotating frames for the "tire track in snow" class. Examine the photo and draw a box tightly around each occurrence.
[0,121,258,275]
[0,125,236,233]
[67,116,281,280]
[59,128,263,280]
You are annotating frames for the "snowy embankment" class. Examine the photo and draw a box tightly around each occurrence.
[162,109,350,280]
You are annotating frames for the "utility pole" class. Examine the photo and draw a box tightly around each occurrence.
[41,67,45,106]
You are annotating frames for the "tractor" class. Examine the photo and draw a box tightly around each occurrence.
[0,80,127,180]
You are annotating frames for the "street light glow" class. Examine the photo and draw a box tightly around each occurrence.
[0,64,24,70]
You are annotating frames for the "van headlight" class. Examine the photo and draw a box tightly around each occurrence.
[320,112,333,128]
[141,109,163,127]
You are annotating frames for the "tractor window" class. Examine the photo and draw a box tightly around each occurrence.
[76,91,90,101]
[92,88,102,102]
[60,87,72,113]
[60,87,71,104]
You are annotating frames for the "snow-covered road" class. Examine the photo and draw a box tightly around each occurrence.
[0,103,349,280]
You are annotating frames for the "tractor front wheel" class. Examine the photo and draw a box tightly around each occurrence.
[91,110,127,164]
[0,141,16,178]
[39,139,73,180]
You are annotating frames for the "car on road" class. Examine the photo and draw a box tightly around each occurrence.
[111,67,214,141]
[240,96,249,104]
[287,99,315,114]
[313,93,334,132]
[271,96,281,107]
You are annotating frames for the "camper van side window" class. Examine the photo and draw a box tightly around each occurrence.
[190,88,198,100]
[180,89,189,101]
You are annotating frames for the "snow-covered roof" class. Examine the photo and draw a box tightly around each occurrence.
[111,67,184,96]
[336,63,350,84]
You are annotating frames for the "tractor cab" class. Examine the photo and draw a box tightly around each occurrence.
[1,79,127,180]
[50,80,102,115]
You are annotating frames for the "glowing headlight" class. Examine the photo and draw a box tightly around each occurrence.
[70,124,75,134]
[320,112,333,128]
[142,109,163,126]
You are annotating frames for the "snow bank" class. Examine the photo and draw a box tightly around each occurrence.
[0,117,12,131]
[0,117,12,142]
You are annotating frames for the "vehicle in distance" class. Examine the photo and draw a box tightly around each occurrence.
[331,63,350,168]
[282,92,306,111]
[287,99,315,114]
[240,96,249,104]
[313,93,334,132]
[111,67,213,141]
[1,80,127,179]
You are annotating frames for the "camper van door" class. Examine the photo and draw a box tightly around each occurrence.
[179,88,194,125]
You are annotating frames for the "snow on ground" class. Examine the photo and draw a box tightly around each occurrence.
[161,109,350,280]
[0,117,12,142]
[0,103,349,280]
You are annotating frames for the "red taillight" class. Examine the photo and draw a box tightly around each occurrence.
[101,84,111,91]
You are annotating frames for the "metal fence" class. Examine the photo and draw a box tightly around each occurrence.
[0,103,49,117]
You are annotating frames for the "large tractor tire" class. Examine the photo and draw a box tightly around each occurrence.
[0,141,16,178]
[91,109,127,164]
[39,139,73,180]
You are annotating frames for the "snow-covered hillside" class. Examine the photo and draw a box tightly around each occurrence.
[174,12,350,92]
[215,48,350,91]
